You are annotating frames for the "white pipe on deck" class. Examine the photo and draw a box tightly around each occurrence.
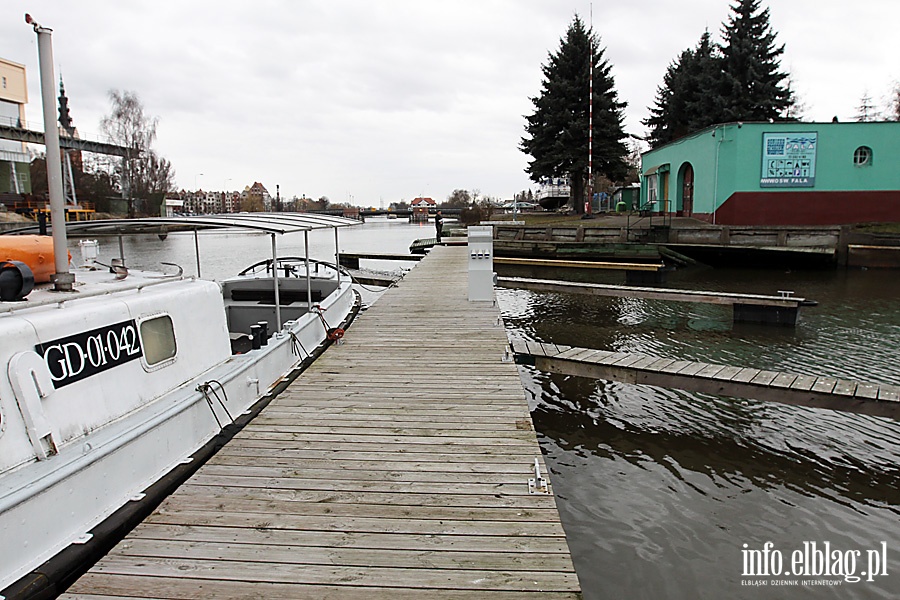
[29,15,72,291]
[271,233,281,330]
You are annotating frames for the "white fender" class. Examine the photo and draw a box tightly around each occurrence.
[8,351,59,459]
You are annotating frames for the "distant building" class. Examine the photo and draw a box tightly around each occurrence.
[176,189,243,215]
[0,57,31,196]
[410,197,435,223]
[639,121,900,225]
[612,184,640,212]
[162,196,183,217]
[222,190,241,213]
[243,182,272,211]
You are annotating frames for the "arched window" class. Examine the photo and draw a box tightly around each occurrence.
[853,146,872,166]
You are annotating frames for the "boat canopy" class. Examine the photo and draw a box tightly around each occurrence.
[2,213,361,236]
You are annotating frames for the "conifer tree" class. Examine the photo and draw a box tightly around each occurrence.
[719,0,793,121]
[521,16,628,213]
[644,1,794,147]
[644,31,721,147]
[855,91,879,122]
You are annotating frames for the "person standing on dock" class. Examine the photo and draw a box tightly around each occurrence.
[435,210,444,243]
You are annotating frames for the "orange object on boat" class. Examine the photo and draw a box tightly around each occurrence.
[0,235,71,283]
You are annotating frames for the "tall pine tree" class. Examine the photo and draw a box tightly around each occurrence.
[644,31,721,147]
[644,1,794,148]
[719,0,793,122]
[521,16,628,213]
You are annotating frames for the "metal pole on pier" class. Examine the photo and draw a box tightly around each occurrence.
[27,14,73,291]
[271,234,282,331]
[334,228,341,282]
[304,231,312,317]
[585,4,594,219]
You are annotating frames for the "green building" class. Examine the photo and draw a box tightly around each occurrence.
[639,121,900,225]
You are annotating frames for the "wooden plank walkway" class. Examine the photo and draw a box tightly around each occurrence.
[497,276,809,307]
[339,252,424,269]
[64,246,580,599]
[513,341,900,420]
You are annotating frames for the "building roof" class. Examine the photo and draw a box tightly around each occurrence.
[411,197,436,205]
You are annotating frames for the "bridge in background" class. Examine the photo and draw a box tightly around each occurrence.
[0,119,131,157]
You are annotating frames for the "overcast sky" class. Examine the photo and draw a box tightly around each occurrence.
[2,1,897,205]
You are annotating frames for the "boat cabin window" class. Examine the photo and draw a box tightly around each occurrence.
[139,315,177,367]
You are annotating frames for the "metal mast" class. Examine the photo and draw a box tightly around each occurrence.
[586,4,594,218]
[584,3,594,218]
[27,13,73,291]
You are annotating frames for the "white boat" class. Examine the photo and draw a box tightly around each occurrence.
[535,177,571,210]
[0,213,359,597]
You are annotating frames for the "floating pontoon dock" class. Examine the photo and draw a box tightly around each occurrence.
[497,276,814,326]
[513,341,900,420]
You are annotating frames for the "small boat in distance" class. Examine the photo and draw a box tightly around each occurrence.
[535,177,571,210]
[0,213,359,597]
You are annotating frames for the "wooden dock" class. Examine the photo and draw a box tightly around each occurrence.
[513,341,900,420]
[497,276,813,326]
[494,257,664,271]
[409,238,468,254]
[338,252,424,269]
[64,246,580,599]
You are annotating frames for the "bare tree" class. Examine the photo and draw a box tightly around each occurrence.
[443,189,471,208]
[888,82,900,121]
[100,90,175,216]
[854,91,880,122]
[783,72,807,120]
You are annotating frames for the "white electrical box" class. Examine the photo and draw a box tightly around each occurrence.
[468,226,495,301]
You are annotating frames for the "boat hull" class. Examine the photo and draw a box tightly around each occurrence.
[0,272,355,595]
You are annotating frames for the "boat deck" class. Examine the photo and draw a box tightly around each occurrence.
[63,246,580,599]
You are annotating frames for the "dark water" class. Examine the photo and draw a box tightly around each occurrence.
[498,266,900,599]
[81,221,900,598]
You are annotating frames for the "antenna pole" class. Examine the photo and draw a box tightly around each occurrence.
[28,14,73,290]
[586,4,594,218]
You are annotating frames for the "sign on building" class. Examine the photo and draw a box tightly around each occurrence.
[760,132,817,188]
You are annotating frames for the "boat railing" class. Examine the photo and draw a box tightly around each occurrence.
[0,273,186,315]
[535,183,571,201]
[237,257,344,280]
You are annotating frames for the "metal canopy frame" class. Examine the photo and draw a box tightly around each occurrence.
[1,212,360,236]
[3,213,360,333]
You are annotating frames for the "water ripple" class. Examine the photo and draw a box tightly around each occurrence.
[500,267,900,600]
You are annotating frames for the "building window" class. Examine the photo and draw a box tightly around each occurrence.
[853,146,872,166]
[1,76,6,89]
[647,174,658,204]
